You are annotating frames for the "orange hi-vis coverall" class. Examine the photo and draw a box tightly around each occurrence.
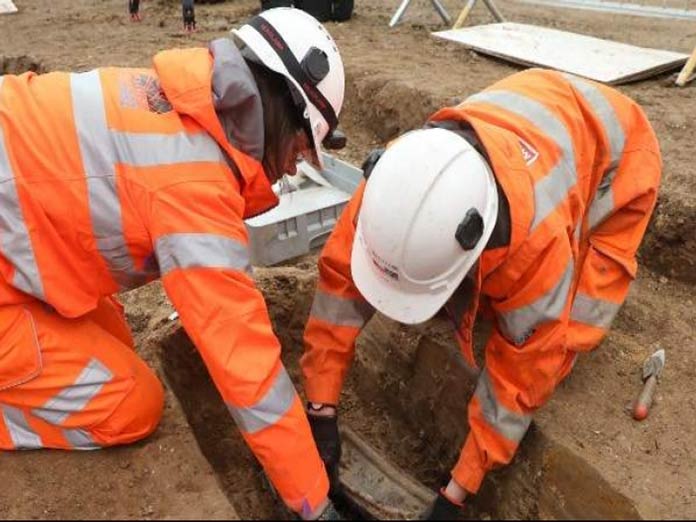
[302,69,661,494]
[0,43,328,514]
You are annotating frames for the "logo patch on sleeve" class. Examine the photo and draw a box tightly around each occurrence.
[519,138,539,166]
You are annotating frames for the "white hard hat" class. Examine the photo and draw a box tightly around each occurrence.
[232,7,346,168]
[351,128,499,324]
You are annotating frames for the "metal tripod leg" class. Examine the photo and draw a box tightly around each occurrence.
[389,0,413,27]
[390,0,452,27]
[430,0,453,24]
[481,0,506,21]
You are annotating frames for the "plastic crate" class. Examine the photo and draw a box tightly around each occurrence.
[245,153,363,266]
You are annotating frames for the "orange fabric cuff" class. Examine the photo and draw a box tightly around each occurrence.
[303,375,344,406]
[295,469,330,517]
[451,436,488,494]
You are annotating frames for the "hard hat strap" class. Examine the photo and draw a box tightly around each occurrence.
[248,16,338,134]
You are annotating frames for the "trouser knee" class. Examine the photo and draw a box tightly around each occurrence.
[92,362,164,446]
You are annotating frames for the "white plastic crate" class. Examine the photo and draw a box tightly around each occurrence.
[245,153,363,266]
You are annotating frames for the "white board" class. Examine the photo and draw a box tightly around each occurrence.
[433,22,688,84]
[0,0,17,14]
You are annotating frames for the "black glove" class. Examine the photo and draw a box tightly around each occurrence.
[422,490,464,521]
[360,147,385,180]
[307,411,342,498]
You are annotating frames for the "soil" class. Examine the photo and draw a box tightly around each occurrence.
[1,0,695,519]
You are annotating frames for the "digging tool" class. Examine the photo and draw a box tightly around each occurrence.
[632,348,665,421]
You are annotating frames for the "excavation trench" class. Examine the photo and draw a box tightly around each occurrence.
[159,266,643,520]
[122,51,693,522]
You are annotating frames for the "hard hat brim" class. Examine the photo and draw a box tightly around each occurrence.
[351,225,453,325]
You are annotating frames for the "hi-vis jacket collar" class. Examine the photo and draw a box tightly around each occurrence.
[153,43,278,219]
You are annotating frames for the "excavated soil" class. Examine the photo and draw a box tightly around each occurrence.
[1,0,695,519]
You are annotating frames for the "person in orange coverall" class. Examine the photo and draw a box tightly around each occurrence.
[301,68,661,520]
[0,7,346,520]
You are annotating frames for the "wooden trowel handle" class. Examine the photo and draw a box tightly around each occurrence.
[633,375,657,421]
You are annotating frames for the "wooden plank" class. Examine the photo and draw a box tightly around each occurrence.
[675,44,696,86]
[0,0,17,14]
[433,22,688,84]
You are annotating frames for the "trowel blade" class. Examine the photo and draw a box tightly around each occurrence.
[642,348,665,380]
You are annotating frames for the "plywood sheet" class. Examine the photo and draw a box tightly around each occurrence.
[433,22,688,84]
[0,0,17,14]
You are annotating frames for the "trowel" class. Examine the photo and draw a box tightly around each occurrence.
[632,347,665,421]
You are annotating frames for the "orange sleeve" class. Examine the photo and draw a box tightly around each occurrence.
[301,181,375,405]
[150,177,328,515]
[453,234,576,493]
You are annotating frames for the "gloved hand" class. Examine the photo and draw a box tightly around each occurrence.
[360,147,385,180]
[307,408,342,498]
[422,490,464,521]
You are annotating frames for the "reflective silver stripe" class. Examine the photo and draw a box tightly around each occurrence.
[88,176,148,288]
[0,76,44,297]
[562,74,626,232]
[1,406,42,449]
[227,366,296,434]
[156,233,252,275]
[112,131,224,166]
[588,187,615,230]
[467,90,577,231]
[71,71,116,175]
[0,76,4,91]
[309,289,375,328]
[0,138,45,298]
[63,429,100,450]
[499,259,574,345]
[562,74,625,168]
[32,359,113,425]
[71,70,141,290]
[570,292,622,329]
[475,369,531,443]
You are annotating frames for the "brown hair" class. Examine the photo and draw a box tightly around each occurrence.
[246,60,306,181]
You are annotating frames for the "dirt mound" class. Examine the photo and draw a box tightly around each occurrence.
[1,55,45,75]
